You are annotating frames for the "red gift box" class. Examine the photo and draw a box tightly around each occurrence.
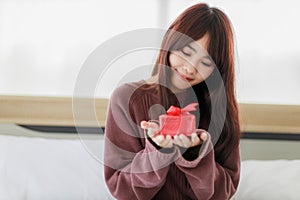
[159,103,198,136]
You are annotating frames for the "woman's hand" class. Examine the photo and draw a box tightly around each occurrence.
[141,121,173,148]
[173,132,208,148]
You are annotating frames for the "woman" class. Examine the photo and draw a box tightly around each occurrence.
[104,3,240,200]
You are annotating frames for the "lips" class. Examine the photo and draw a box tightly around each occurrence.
[181,75,193,81]
[175,70,193,81]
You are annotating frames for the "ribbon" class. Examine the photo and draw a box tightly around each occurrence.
[166,103,199,116]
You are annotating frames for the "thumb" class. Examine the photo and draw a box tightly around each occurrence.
[148,128,159,137]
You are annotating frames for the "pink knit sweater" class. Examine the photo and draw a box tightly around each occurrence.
[104,80,240,200]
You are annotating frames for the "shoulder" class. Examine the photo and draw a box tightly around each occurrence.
[109,80,159,108]
[110,80,143,98]
[109,80,163,124]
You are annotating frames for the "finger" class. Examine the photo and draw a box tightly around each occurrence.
[141,121,159,130]
[165,135,173,148]
[161,135,172,148]
[173,135,184,147]
[165,140,173,148]
[152,134,164,145]
[147,122,159,129]
[191,132,197,140]
[200,132,208,141]
[147,128,159,137]
[191,132,201,147]
[179,134,191,148]
[160,135,170,147]
[140,121,149,129]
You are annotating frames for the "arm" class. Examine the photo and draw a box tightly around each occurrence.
[175,133,240,200]
[104,86,178,200]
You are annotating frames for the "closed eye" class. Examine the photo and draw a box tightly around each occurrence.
[201,61,212,67]
[201,56,214,67]
[181,49,191,56]
[180,44,195,57]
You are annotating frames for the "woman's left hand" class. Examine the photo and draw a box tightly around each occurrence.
[173,132,208,148]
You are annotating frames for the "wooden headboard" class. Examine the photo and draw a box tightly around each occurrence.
[1,95,300,134]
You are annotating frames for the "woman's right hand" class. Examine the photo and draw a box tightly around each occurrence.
[140,121,173,148]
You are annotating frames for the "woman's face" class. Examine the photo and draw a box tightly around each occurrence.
[168,34,215,92]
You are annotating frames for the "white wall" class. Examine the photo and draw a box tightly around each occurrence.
[0,0,299,105]
[0,0,159,98]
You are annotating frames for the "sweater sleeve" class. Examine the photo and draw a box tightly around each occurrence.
[104,85,179,200]
[175,133,241,200]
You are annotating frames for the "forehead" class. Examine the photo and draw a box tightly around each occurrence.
[189,34,209,51]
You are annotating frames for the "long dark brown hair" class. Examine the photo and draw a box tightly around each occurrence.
[152,3,240,164]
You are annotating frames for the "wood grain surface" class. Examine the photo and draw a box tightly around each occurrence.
[1,95,299,134]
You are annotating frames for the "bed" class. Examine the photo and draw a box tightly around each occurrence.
[0,124,114,200]
[0,124,299,200]
[232,159,300,199]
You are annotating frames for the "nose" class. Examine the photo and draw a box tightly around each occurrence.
[182,62,196,75]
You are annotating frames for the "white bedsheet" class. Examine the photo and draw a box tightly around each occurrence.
[0,133,299,200]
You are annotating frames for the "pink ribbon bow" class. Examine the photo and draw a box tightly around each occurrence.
[166,103,199,116]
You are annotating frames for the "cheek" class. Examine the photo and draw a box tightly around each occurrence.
[196,67,214,80]
[169,53,182,68]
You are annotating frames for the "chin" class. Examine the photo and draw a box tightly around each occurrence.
[172,80,192,90]
[170,72,194,90]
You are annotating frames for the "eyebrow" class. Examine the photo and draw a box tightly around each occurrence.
[186,44,197,53]
[203,55,212,60]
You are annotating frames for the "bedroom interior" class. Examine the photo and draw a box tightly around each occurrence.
[0,96,299,199]
[0,0,299,199]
